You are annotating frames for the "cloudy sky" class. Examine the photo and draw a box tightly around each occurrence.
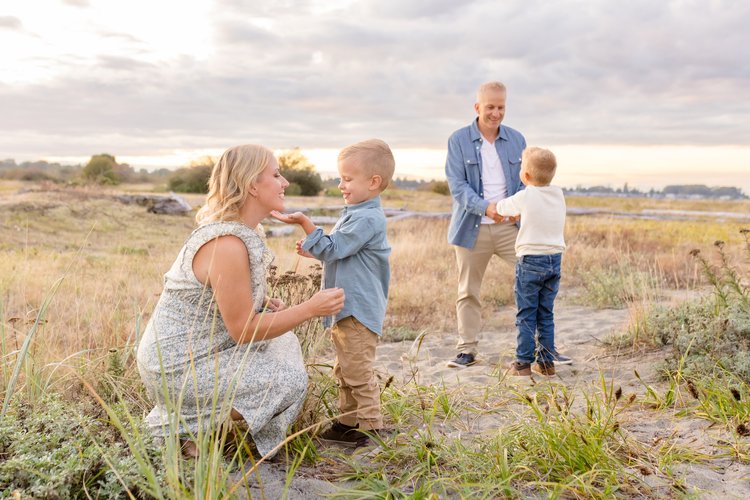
[2,0,749,191]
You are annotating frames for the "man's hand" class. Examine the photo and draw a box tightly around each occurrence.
[485,203,499,221]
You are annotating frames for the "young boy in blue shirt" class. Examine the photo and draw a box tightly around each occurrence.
[272,139,394,447]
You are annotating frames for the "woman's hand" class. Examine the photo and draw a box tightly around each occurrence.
[270,210,316,234]
[296,239,314,258]
[306,288,345,317]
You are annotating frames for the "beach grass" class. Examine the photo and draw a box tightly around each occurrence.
[1,181,748,497]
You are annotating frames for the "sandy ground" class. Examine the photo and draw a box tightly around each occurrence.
[236,293,750,498]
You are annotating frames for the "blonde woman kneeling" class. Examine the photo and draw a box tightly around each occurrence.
[137,145,344,457]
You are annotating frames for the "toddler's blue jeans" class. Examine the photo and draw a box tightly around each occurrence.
[515,253,562,364]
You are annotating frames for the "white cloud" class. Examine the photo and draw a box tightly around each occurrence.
[0,16,23,29]
[1,0,749,182]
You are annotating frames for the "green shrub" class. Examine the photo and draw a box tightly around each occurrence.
[579,265,659,308]
[285,183,303,196]
[278,148,322,196]
[0,394,162,498]
[630,231,750,383]
[82,154,118,185]
[430,180,450,196]
[168,165,212,193]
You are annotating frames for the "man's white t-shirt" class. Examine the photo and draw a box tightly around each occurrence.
[480,138,507,224]
[496,185,566,257]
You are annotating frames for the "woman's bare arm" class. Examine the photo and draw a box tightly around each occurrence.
[193,235,344,343]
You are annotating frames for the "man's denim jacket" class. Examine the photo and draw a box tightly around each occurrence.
[445,119,526,249]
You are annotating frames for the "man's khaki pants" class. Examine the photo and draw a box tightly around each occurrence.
[331,316,383,431]
[454,223,518,356]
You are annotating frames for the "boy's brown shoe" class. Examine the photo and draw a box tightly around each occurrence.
[507,361,532,376]
[532,362,556,376]
[318,421,370,448]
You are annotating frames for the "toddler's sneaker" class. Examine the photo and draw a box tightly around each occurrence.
[447,353,477,368]
[507,361,532,376]
[532,362,556,376]
[552,352,573,365]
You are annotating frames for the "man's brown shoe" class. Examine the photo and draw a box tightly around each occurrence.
[507,361,532,376]
[532,362,556,376]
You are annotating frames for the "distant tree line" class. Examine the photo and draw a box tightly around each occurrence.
[565,183,747,200]
[2,157,744,200]
[0,148,325,196]
[0,157,172,185]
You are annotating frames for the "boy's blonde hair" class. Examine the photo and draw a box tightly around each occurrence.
[477,81,507,101]
[338,139,395,190]
[195,144,275,225]
[522,147,557,186]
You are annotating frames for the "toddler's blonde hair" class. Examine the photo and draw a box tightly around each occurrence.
[523,147,557,186]
[338,139,395,190]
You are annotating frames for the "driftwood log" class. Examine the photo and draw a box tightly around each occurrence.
[115,193,192,215]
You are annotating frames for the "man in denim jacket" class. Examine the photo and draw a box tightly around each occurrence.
[444,81,526,368]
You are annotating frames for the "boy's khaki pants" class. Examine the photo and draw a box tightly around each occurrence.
[454,223,518,356]
[331,316,383,431]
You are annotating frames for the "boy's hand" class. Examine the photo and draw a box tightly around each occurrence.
[270,211,315,234]
[296,239,314,258]
[495,214,520,223]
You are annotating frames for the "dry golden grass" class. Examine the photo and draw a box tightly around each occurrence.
[3,182,750,497]
[567,194,750,213]
[1,182,747,373]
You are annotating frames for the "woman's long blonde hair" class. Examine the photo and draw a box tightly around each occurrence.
[195,144,275,225]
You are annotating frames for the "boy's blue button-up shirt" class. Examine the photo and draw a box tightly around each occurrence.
[445,119,526,248]
[301,196,390,335]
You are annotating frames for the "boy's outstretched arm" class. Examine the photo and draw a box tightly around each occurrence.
[302,216,378,263]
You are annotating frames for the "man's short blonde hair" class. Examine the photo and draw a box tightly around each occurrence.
[522,147,557,186]
[338,139,395,191]
[476,81,507,102]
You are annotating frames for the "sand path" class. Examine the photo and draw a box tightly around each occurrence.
[241,298,750,498]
